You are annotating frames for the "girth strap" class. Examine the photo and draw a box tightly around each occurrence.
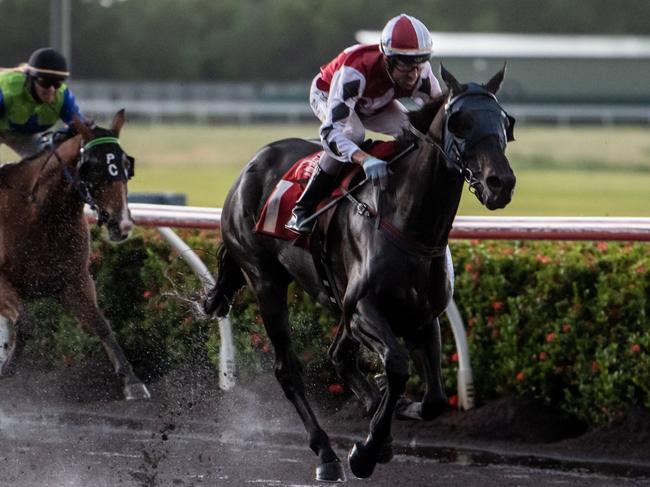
[342,189,447,258]
[309,228,344,314]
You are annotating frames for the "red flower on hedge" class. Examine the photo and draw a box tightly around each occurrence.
[250,332,263,348]
[546,332,557,343]
[630,343,641,354]
[516,371,525,381]
[539,351,548,361]
[143,290,153,299]
[451,352,459,363]
[492,301,505,312]
[448,394,459,408]
[536,254,551,264]
[562,323,572,333]
[596,241,608,252]
[329,325,339,340]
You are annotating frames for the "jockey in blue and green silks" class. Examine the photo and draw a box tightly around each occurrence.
[0,47,85,159]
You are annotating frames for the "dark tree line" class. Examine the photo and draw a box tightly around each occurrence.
[1,0,648,81]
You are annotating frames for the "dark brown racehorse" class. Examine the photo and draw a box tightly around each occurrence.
[204,67,516,481]
[0,110,150,400]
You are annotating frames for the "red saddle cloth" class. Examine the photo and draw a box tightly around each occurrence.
[254,140,400,242]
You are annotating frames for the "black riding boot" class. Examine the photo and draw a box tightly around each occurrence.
[285,164,338,234]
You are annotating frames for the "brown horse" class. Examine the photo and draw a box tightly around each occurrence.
[0,110,150,400]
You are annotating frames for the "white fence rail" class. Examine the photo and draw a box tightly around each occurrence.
[123,204,650,241]
[86,205,650,409]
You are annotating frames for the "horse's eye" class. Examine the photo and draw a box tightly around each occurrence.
[448,111,473,138]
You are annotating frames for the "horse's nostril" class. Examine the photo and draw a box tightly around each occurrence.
[486,176,503,191]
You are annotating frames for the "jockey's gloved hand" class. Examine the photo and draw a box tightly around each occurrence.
[52,125,76,145]
[362,156,388,190]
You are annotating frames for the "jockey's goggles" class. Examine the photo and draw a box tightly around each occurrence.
[392,60,427,74]
[389,54,430,72]
[35,77,63,89]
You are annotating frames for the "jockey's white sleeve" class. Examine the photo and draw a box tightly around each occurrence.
[319,65,366,162]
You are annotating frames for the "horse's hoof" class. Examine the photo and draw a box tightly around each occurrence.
[316,460,346,482]
[377,437,394,464]
[395,398,423,421]
[124,382,151,400]
[421,399,449,421]
[348,442,376,479]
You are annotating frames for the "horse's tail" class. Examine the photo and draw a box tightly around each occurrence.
[203,243,246,317]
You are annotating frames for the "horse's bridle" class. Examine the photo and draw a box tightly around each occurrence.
[409,84,515,196]
[63,136,135,226]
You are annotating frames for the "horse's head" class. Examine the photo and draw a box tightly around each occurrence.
[436,65,516,210]
[71,110,135,241]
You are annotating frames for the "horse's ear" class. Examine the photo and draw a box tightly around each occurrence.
[440,64,462,95]
[111,109,126,136]
[485,62,507,95]
[72,115,94,141]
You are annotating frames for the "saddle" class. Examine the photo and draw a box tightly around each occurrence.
[254,139,400,246]
[254,139,403,312]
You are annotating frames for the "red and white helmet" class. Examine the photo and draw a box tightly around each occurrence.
[380,14,433,60]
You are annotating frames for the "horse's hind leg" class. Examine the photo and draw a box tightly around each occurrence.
[0,275,23,376]
[397,318,448,421]
[250,270,345,482]
[328,320,381,416]
[61,278,150,400]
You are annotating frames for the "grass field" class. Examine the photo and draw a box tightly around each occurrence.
[2,123,648,216]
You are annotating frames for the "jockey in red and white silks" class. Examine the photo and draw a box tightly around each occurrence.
[310,42,442,167]
[286,13,442,235]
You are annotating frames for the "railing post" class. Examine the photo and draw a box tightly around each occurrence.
[157,227,236,391]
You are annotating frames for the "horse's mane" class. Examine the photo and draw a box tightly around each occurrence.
[408,94,447,134]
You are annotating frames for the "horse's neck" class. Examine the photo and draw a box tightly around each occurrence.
[22,139,84,217]
[390,143,464,246]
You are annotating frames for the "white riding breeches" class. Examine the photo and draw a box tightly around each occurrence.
[309,75,410,166]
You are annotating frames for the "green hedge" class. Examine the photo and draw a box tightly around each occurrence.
[23,229,649,426]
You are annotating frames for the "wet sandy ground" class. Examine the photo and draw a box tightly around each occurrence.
[0,361,649,486]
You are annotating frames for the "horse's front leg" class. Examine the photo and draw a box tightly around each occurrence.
[252,275,345,482]
[347,298,409,479]
[397,318,448,421]
[60,277,150,400]
[328,320,381,416]
[0,275,23,376]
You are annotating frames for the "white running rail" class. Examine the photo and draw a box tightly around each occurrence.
[86,204,650,409]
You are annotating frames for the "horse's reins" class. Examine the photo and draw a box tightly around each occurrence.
[0,146,64,208]
[297,143,416,229]
[4,136,117,225]
[309,91,510,258]
[407,120,482,198]
[301,142,449,258]
[67,136,125,226]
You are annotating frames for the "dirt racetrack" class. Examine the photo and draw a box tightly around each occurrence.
[1,355,649,486]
